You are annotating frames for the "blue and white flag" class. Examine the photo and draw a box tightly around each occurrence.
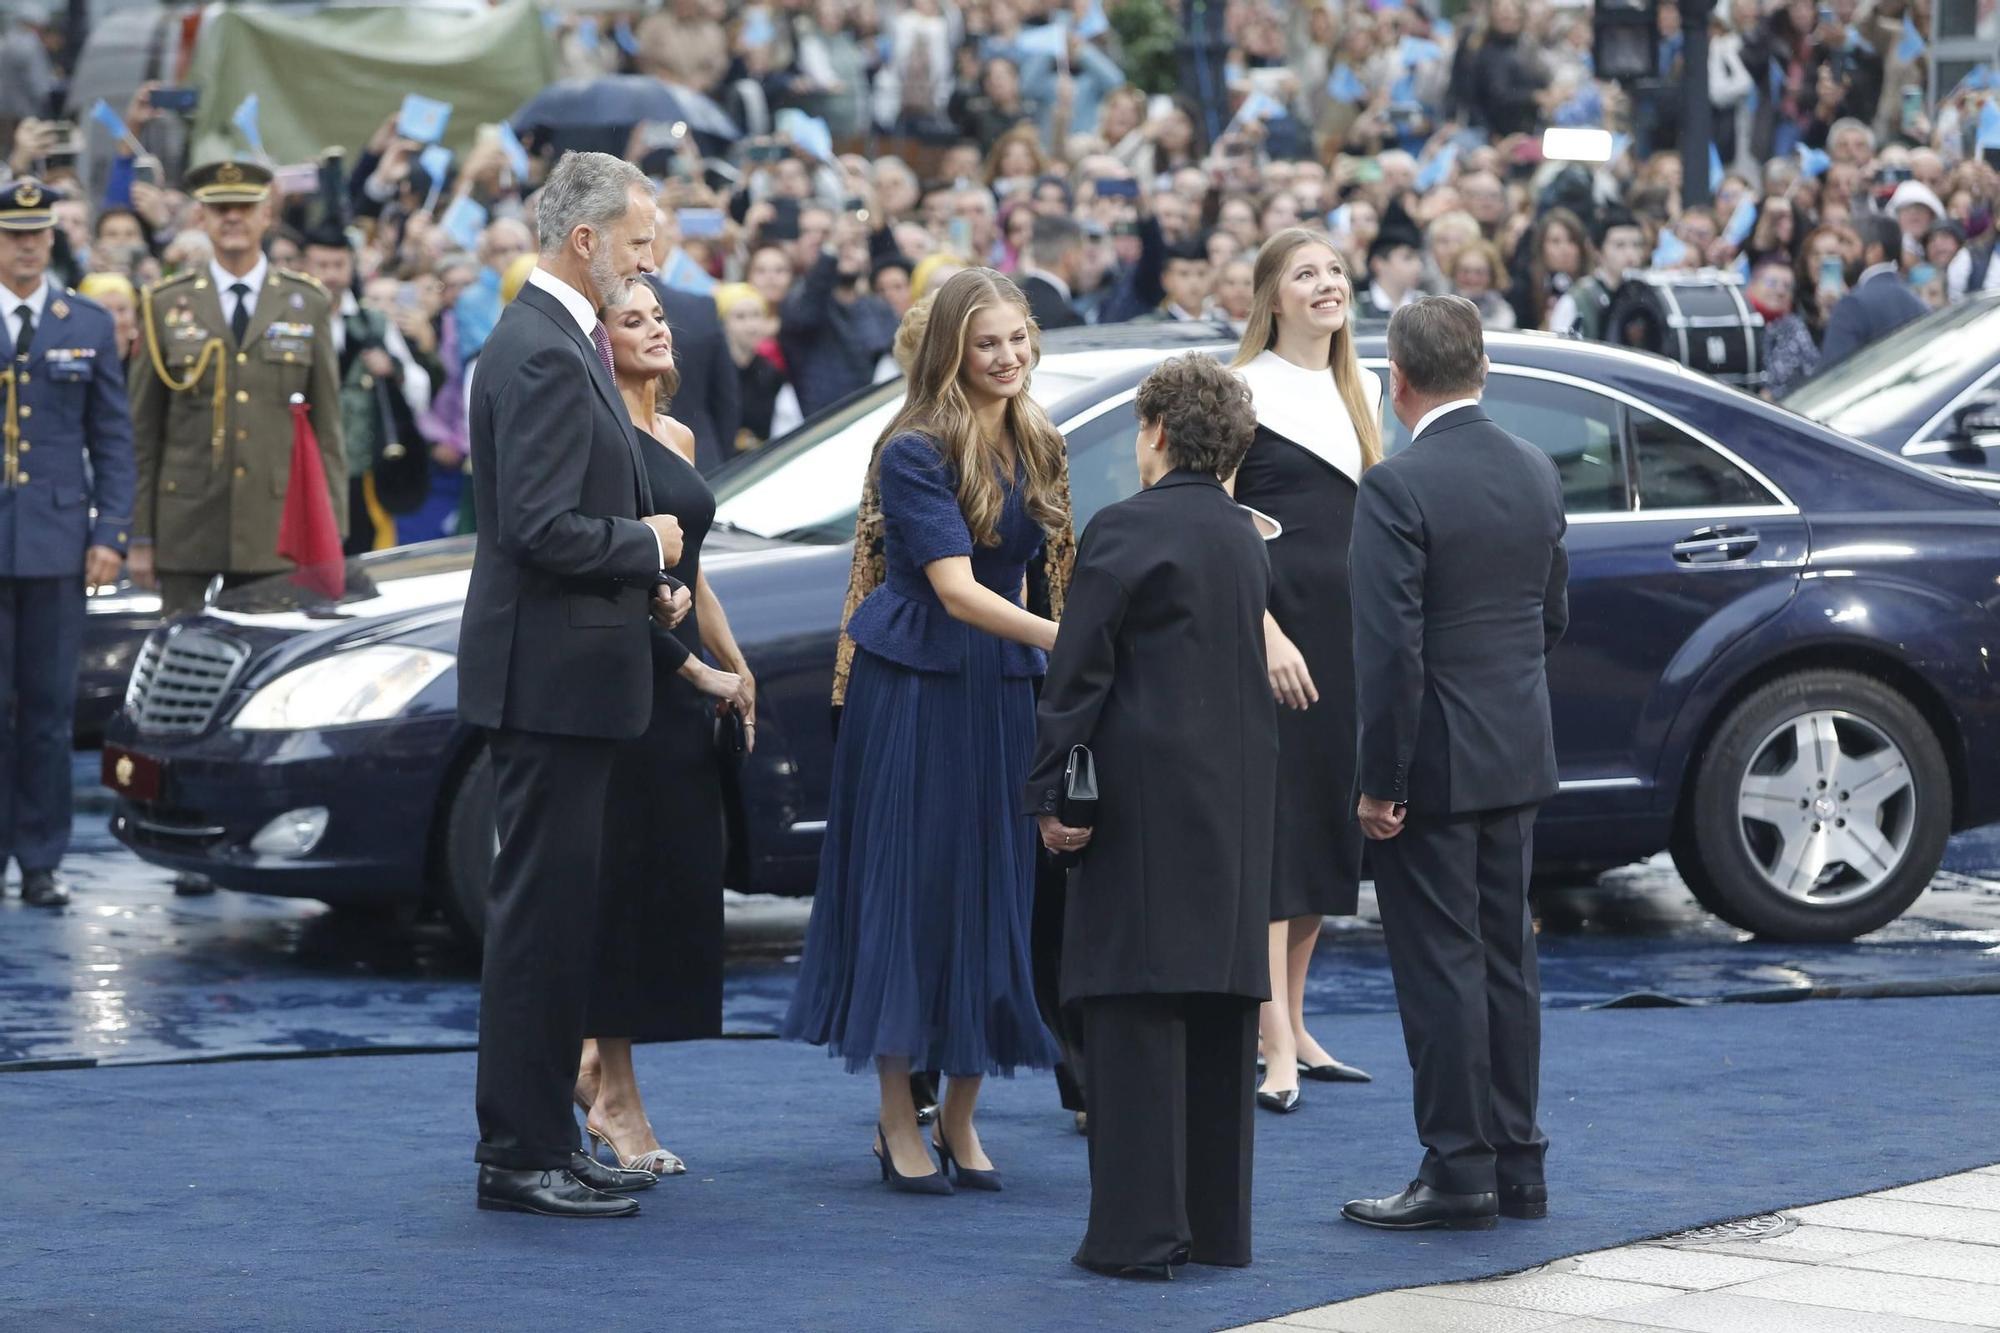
[1653,228,1689,269]
[440,195,488,251]
[89,98,133,146]
[419,144,453,212]
[1414,142,1458,192]
[1016,21,1070,61]
[1897,16,1926,64]
[396,94,453,146]
[232,93,265,158]
[1723,196,1758,247]
[1398,36,1444,67]
[1709,143,1724,193]
[1327,64,1367,103]
[1076,0,1110,40]
[1978,100,2000,153]
[1230,89,1287,128]
[1797,144,1831,177]
[496,122,532,183]
[775,108,837,164]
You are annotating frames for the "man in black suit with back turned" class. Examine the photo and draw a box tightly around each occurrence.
[1344,296,1569,1233]
[458,152,691,1218]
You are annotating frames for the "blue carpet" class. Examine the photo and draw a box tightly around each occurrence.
[4,996,1999,1332]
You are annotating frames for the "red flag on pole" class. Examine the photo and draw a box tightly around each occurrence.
[276,393,346,600]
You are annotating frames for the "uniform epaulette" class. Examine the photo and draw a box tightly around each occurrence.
[144,269,200,299]
[278,268,329,298]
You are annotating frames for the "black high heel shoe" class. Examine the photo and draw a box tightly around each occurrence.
[874,1123,952,1195]
[932,1126,1003,1191]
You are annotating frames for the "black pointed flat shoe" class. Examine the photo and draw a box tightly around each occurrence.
[1298,1058,1372,1084]
[1255,1086,1301,1114]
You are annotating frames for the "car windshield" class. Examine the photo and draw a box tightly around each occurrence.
[709,366,1100,543]
[1782,295,2000,443]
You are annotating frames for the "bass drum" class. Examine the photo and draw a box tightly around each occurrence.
[1603,269,1767,390]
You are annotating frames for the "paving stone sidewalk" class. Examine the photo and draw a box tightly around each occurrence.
[1230,1165,2000,1332]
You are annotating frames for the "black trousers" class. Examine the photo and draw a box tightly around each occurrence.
[1076,994,1258,1269]
[475,728,618,1170]
[0,576,81,873]
[1371,804,1548,1195]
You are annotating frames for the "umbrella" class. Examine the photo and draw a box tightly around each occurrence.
[512,75,737,139]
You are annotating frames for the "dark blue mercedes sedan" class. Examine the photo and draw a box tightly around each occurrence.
[103,327,2000,945]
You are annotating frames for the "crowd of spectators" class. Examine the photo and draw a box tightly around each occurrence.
[4,0,2000,539]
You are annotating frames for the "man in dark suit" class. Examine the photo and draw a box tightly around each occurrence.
[645,205,739,474]
[1018,214,1084,331]
[458,151,687,1219]
[1817,214,1928,369]
[1344,295,1569,1233]
[0,179,134,908]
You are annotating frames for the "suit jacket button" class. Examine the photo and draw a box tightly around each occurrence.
[15,471,25,483]
[235,389,250,403]
[15,405,27,418]
[17,440,26,451]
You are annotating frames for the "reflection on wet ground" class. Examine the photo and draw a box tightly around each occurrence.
[7,762,1999,1069]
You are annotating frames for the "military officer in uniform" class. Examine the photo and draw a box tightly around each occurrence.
[128,159,346,616]
[0,179,136,907]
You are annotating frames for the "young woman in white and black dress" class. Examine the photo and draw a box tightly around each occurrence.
[571,278,757,1176]
[1228,227,1382,1114]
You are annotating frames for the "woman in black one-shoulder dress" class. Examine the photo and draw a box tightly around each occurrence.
[574,280,757,1176]
[1228,228,1383,1113]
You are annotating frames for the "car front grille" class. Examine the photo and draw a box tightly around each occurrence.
[126,627,251,736]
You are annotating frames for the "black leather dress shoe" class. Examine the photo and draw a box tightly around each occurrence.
[1298,1058,1372,1084]
[569,1151,656,1194]
[476,1166,639,1218]
[21,870,69,907]
[1342,1181,1498,1231]
[172,874,215,897]
[1500,1183,1549,1219]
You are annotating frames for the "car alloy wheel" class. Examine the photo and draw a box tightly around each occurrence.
[1687,669,1950,942]
[1735,709,1915,908]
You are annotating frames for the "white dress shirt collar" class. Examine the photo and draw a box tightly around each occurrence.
[1020,265,1071,303]
[211,254,270,309]
[4,278,50,349]
[1411,397,1483,442]
[527,265,600,336]
[1857,260,1901,287]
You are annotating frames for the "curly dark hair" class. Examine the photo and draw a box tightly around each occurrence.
[1135,353,1257,481]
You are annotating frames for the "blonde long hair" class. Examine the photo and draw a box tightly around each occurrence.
[877,268,1068,546]
[1231,227,1383,470]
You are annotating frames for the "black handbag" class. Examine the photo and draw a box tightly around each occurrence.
[714,706,747,770]
[1048,744,1098,869]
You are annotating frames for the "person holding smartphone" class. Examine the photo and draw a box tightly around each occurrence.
[777,209,897,416]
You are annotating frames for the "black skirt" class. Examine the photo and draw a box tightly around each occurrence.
[1232,424,1364,919]
[586,660,727,1041]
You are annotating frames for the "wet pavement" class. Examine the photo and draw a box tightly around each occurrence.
[4,754,1998,1070]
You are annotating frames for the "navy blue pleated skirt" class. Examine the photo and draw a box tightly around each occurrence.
[781,637,1058,1078]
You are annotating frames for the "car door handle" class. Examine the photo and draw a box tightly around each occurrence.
[1672,528,1760,564]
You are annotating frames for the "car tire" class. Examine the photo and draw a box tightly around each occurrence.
[1686,670,1950,942]
[1668,820,1755,931]
[441,744,497,950]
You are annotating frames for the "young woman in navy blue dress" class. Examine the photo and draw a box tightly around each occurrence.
[783,269,1068,1193]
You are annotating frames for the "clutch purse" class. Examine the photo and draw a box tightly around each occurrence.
[1048,744,1097,870]
[714,707,747,769]
[1060,744,1098,828]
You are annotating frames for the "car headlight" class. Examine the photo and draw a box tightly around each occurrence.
[232,645,454,731]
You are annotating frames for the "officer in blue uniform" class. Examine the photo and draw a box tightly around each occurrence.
[0,179,135,907]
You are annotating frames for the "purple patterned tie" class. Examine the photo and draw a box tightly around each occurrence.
[590,321,616,381]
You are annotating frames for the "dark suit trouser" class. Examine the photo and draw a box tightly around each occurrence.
[0,576,81,873]
[1076,994,1257,1269]
[475,727,618,1169]
[1372,805,1548,1195]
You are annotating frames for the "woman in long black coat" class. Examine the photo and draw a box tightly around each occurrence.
[1228,227,1382,1112]
[1026,354,1277,1279]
